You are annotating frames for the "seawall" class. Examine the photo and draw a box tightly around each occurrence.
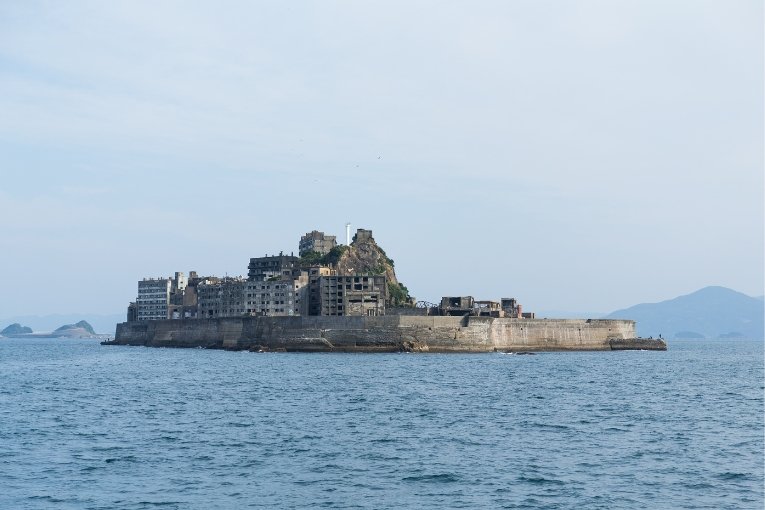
[108,316,666,352]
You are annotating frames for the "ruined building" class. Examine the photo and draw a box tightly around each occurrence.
[316,275,387,316]
[128,227,530,322]
[135,272,187,321]
[299,230,337,256]
[247,253,299,281]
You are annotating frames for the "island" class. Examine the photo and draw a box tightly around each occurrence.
[104,227,666,352]
[1,320,102,339]
[1,323,33,336]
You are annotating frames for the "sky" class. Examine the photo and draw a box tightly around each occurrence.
[0,0,762,319]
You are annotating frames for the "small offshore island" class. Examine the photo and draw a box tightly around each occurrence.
[105,227,666,352]
[1,320,104,340]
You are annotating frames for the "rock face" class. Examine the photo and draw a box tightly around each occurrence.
[335,229,398,285]
[1,323,33,335]
[334,229,411,306]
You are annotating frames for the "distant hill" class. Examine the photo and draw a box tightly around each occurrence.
[1,323,33,336]
[0,314,123,335]
[0,319,104,339]
[54,320,97,337]
[606,286,764,339]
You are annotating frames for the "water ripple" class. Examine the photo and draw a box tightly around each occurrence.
[0,337,762,509]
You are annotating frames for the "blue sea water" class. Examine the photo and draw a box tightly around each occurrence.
[0,338,762,509]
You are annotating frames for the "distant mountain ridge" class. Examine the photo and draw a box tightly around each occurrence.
[0,319,102,338]
[55,320,96,335]
[0,314,122,335]
[606,286,764,339]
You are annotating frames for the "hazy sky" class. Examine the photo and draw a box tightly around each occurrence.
[1,0,762,318]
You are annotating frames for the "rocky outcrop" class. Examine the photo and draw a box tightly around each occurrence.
[333,229,411,305]
[335,230,398,285]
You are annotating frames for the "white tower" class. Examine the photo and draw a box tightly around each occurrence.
[346,223,351,245]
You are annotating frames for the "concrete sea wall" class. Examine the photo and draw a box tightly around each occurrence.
[110,316,665,352]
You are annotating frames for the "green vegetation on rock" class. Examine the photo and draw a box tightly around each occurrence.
[322,245,348,266]
[298,246,349,267]
[377,246,395,268]
[298,250,323,265]
[388,282,411,307]
[299,232,413,308]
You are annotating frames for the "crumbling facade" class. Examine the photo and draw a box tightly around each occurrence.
[435,296,531,318]
[440,296,475,316]
[299,231,337,256]
[244,273,308,316]
[307,266,335,316]
[129,227,532,322]
[197,277,247,318]
[136,272,187,321]
[316,275,387,316]
[247,254,299,281]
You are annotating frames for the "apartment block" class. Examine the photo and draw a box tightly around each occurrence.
[317,274,387,316]
[197,277,247,318]
[244,272,308,316]
[299,230,337,256]
[136,277,172,321]
[247,254,299,281]
[307,265,335,316]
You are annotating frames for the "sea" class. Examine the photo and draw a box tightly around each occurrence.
[0,338,762,509]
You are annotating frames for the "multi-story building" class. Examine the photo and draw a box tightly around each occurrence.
[247,254,300,281]
[136,277,172,321]
[317,274,387,316]
[197,277,247,318]
[167,272,189,319]
[307,265,335,316]
[299,230,337,256]
[244,272,308,316]
[136,272,188,321]
[501,298,521,318]
[353,228,374,244]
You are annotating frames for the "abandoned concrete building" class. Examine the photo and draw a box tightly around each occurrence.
[428,296,532,318]
[439,296,476,316]
[317,275,387,316]
[128,227,532,322]
[247,254,299,281]
[135,272,187,321]
[307,266,336,316]
[244,273,309,316]
[353,228,374,244]
[133,270,388,320]
[197,277,247,318]
[299,230,337,256]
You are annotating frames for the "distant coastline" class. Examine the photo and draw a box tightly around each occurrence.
[0,320,110,340]
[1,333,110,340]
